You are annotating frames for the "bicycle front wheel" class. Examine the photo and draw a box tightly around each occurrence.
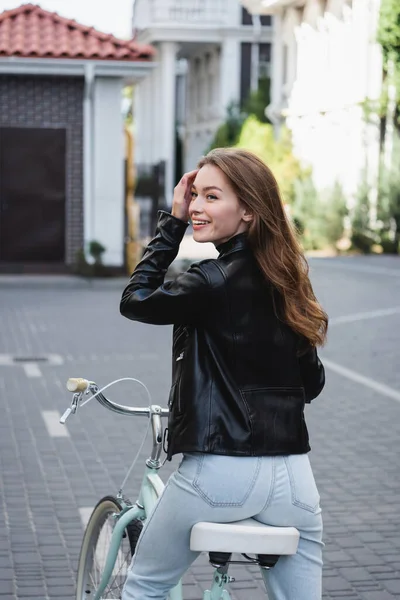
[76,495,143,600]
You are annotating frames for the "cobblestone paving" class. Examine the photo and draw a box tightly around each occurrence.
[0,255,399,599]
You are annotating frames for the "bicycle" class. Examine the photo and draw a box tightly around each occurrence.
[60,376,300,600]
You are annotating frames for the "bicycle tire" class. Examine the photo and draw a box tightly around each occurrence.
[76,495,143,600]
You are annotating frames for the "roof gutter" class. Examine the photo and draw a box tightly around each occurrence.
[0,56,156,80]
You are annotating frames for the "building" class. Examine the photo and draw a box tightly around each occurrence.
[132,0,273,206]
[0,3,154,273]
[242,0,383,206]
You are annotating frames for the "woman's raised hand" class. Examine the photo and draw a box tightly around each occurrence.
[171,170,198,222]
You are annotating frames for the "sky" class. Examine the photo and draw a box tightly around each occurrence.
[0,0,134,39]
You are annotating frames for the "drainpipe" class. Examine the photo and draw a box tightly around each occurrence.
[83,62,95,260]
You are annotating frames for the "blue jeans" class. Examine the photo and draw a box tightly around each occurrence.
[122,453,323,600]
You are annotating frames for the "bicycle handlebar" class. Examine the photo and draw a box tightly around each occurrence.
[60,378,169,424]
[62,377,170,469]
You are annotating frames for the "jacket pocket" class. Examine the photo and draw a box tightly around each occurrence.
[239,387,307,452]
[284,454,320,513]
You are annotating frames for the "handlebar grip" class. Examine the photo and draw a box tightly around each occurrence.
[66,378,89,392]
[60,407,72,424]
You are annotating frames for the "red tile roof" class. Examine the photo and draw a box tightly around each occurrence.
[0,3,154,61]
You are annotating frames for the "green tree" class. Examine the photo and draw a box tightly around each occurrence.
[377,0,400,128]
[242,77,271,123]
[208,76,271,151]
[208,101,245,151]
[235,115,306,204]
[378,0,400,69]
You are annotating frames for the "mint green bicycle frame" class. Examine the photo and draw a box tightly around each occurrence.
[93,466,232,600]
[93,465,185,600]
[61,379,233,600]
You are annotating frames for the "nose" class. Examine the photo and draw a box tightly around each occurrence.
[189,193,204,216]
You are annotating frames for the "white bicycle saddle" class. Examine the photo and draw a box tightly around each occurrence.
[190,519,299,555]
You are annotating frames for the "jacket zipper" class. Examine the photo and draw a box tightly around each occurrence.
[171,327,188,412]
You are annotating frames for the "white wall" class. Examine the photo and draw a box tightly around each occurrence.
[92,77,125,266]
[277,0,383,202]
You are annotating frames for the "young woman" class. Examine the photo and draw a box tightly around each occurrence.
[120,148,328,600]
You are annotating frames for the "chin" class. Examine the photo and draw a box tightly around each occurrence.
[193,231,211,244]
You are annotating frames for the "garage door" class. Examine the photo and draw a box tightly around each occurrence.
[0,127,66,264]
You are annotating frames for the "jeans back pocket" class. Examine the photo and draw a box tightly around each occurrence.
[285,454,320,513]
[192,454,261,507]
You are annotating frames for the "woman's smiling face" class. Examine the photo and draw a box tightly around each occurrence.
[189,164,252,246]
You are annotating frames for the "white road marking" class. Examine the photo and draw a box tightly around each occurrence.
[0,353,63,366]
[23,363,42,378]
[323,359,400,404]
[47,354,64,365]
[330,306,400,326]
[0,355,13,365]
[41,411,70,437]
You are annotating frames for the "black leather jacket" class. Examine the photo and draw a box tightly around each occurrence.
[120,211,325,460]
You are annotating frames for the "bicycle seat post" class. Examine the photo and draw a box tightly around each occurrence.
[146,407,164,469]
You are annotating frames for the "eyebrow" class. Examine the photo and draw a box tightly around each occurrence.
[191,185,223,192]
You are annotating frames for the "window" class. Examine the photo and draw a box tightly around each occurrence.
[241,7,271,26]
[240,42,252,106]
[259,43,271,79]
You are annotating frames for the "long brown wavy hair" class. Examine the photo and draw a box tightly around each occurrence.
[197,148,328,348]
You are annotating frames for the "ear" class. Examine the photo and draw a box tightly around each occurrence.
[242,207,254,223]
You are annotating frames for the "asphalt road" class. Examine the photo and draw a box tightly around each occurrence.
[0,254,399,600]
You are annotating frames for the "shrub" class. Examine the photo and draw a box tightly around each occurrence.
[320,181,348,247]
[376,135,400,254]
[292,177,326,250]
[88,240,106,264]
[350,174,376,253]
[73,240,110,277]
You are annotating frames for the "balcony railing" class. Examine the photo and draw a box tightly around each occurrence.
[135,0,227,28]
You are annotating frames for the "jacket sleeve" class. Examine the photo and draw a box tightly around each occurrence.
[120,211,212,325]
[299,345,325,403]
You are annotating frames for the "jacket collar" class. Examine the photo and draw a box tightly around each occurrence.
[216,232,249,257]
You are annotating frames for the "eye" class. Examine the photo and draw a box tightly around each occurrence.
[190,191,198,199]
[206,194,218,200]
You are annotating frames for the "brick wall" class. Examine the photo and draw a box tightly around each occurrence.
[0,75,84,265]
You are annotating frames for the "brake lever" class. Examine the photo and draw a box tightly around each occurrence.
[60,392,81,425]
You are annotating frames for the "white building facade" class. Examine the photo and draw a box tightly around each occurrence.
[242,0,383,206]
[132,0,273,205]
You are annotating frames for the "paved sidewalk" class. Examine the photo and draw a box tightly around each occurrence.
[0,256,399,599]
